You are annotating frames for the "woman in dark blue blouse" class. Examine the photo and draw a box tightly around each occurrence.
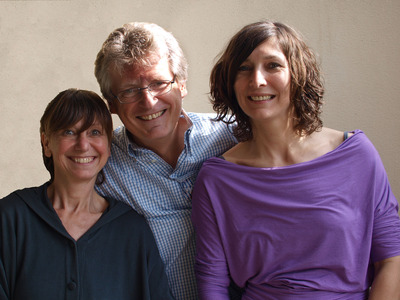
[0,89,173,300]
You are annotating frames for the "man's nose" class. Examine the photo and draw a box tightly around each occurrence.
[139,89,158,107]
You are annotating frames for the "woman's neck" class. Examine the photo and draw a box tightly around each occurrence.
[247,126,306,167]
[47,180,106,214]
[224,126,344,168]
[47,181,108,241]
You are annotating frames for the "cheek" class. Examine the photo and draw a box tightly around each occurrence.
[233,73,248,93]
[97,139,111,153]
[47,140,68,157]
[167,91,184,112]
[115,104,135,121]
[233,82,248,106]
[233,81,242,98]
[282,72,291,90]
[272,74,291,95]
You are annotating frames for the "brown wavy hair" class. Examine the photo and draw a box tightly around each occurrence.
[210,21,324,141]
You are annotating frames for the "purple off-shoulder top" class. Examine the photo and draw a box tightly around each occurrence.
[191,130,400,300]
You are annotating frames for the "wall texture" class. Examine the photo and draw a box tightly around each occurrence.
[1,0,399,204]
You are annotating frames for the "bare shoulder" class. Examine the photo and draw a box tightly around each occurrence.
[222,142,259,166]
[308,127,347,156]
[321,127,347,142]
[222,143,245,162]
[323,127,355,142]
[345,130,355,139]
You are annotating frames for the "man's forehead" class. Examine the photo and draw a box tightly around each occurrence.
[122,54,170,75]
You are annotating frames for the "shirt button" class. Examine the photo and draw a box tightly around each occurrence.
[67,281,77,290]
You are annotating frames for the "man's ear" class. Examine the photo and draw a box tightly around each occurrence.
[41,133,52,158]
[108,100,118,114]
[179,81,188,98]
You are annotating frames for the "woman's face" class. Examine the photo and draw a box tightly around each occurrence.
[234,37,292,124]
[42,119,110,184]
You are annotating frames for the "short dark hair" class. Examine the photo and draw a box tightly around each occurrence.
[210,21,324,141]
[40,89,113,184]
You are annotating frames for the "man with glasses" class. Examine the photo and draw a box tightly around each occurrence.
[94,22,237,300]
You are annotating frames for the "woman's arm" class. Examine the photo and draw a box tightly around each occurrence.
[366,135,400,299]
[139,219,175,300]
[369,255,400,299]
[192,169,231,300]
[0,248,11,300]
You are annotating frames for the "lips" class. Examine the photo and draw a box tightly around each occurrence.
[138,109,166,121]
[250,95,275,101]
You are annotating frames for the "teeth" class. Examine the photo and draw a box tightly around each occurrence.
[251,95,273,101]
[140,111,164,120]
[73,157,94,163]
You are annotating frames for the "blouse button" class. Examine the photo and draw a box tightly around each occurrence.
[67,281,77,290]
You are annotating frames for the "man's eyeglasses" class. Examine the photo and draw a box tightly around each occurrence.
[112,76,176,104]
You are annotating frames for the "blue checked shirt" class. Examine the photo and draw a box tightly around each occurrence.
[96,112,237,300]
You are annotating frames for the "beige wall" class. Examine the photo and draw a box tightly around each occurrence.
[1,0,399,204]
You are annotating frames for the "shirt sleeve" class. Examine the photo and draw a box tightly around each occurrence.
[191,167,231,300]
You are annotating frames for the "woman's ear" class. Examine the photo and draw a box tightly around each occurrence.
[41,133,52,158]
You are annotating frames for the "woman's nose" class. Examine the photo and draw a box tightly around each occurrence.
[250,70,267,88]
[75,134,90,150]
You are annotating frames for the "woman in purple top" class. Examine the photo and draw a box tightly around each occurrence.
[191,21,400,300]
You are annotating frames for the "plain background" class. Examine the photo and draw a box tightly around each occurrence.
[1,0,399,208]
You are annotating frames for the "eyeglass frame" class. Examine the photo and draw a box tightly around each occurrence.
[111,76,176,104]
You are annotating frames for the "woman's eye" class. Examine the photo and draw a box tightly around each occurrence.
[63,129,74,136]
[91,126,106,136]
[91,129,101,136]
[238,65,251,72]
[268,62,281,69]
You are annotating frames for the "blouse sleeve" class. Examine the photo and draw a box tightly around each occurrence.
[191,167,230,300]
[368,141,400,262]
[0,226,11,300]
[135,213,175,300]
[0,195,16,300]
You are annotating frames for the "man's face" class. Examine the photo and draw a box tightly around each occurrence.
[109,55,187,148]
